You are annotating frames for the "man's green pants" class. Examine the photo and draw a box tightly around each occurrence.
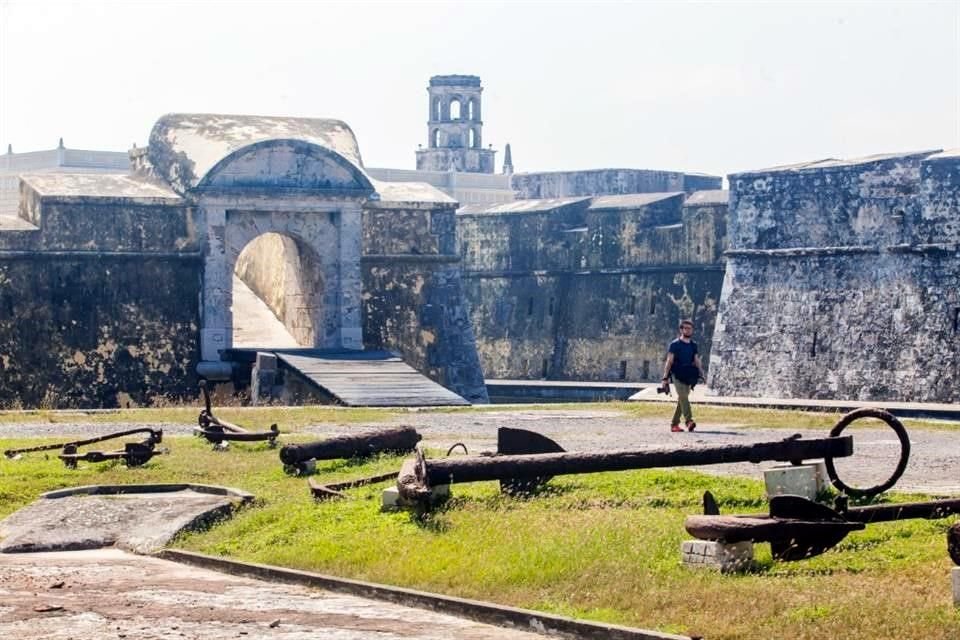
[671,381,693,425]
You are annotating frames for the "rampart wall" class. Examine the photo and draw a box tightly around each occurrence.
[511,169,722,200]
[0,188,201,408]
[709,150,960,402]
[458,191,727,381]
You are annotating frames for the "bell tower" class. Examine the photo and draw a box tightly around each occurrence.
[416,75,496,174]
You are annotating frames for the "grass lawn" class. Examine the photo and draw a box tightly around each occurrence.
[1,403,958,639]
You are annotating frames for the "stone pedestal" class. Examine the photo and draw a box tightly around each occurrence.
[682,540,754,573]
[382,484,450,509]
[953,567,960,606]
[250,352,278,406]
[764,461,827,501]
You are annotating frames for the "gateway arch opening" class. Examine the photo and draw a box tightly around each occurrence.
[231,231,325,350]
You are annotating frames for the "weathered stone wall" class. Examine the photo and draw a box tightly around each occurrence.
[361,201,488,402]
[511,169,722,200]
[710,151,960,402]
[459,192,727,381]
[0,194,202,408]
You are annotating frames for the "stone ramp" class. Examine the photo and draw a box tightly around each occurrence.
[227,348,471,407]
[0,484,252,554]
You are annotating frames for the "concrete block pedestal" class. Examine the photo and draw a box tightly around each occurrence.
[764,461,828,501]
[682,540,754,573]
[382,484,450,510]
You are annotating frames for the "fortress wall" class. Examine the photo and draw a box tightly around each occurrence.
[511,169,722,200]
[710,151,960,402]
[459,194,727,381]
[361,203,488,402]
[0,197,202,407]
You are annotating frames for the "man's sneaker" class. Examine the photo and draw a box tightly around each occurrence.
[670,424,683,433]
[686,420,697,432]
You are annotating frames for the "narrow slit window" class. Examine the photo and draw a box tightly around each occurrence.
[619,360,628,380]
[642,360,650,379]
[541,359,549,378]
[527,297,534,316]
[649,297,656,315]
[810,331,818,358]
[953,307,959,334]
[548,297,555,316]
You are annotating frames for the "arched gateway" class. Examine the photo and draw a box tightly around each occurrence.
[2,113,487,407]
[144,115,373,363]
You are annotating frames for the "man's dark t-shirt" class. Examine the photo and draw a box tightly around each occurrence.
[668,339,700,385]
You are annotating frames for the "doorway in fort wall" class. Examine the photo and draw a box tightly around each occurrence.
[198,200,364,367]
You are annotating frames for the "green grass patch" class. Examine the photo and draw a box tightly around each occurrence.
[1,406,959,639]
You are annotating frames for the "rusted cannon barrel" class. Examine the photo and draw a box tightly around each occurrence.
[399,435,853,503]
[280,426,421,467]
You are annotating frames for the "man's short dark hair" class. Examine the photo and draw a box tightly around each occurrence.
[679,319,694,328]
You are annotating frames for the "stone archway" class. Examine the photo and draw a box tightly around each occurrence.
[199,200,364,364]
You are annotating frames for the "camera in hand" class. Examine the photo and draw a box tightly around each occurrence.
[657,382,671,395]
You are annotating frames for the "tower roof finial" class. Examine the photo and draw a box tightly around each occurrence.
[503,143,514,175]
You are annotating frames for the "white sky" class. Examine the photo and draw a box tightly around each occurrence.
[1,0,958,179]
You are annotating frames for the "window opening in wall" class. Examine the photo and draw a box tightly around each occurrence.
[467,99,475,120]
[468,129,476,148]
[619,360,628,380]
[433,98,442,121]
[642,360,650,379]
[649,297,656,315]
[697,244,702,255]
[954,307,959,334]
[527,297,534,316]
[521,358,529,375]
[450,99,461,120]
[628,295,636,315]
[810,331,818,357]
[431,129,440,148]
[548,297,555,316]
[541,359,549,378]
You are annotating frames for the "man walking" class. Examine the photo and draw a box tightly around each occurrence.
[660,319,704,432]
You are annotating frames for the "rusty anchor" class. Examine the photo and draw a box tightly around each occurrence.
[686,491,960,562]
[397,427,854,507]
[279,426,421,475]
[195,380,281,448]
[4,427,164,469]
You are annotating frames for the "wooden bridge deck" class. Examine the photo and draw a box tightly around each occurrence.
[224,348,470,407]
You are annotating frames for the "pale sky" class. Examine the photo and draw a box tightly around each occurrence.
[1,0,958,179]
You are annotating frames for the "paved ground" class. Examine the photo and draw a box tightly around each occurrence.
[0,549,550,640]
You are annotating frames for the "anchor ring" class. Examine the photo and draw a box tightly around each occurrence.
[824,408,911,498]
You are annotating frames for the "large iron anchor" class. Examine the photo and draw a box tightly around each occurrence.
[4,427,164,469]
[397,428,854,507]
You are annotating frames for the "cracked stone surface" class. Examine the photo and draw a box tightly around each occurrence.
[0,549,550,640]
[0,490,242,554]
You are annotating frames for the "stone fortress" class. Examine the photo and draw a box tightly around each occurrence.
[0,75,957,407]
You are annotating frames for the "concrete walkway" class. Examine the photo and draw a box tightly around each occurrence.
[629,385,960,421]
